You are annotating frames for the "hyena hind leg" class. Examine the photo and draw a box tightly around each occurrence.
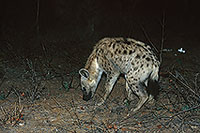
[125,81,135,101]
[129,83,149,113]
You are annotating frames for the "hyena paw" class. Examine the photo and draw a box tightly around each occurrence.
[97,100,105,106]
[131,108,139,113]
[147,95,155,104]
[127,108,138,116]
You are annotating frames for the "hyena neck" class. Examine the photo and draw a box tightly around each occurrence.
[85,55,103,86]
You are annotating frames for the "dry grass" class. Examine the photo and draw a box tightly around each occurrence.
[0,41,200,132]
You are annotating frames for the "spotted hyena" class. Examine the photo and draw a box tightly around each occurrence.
[79,37,160,112]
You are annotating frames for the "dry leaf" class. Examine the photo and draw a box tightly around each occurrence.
[113,124,117,129]
[121,127,130,131]
[80,106,84,110]
[157,125,162,129]
[107,124,112,129]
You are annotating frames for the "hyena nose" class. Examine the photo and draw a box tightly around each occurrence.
[82,87,86,92]
[83,91,92,101]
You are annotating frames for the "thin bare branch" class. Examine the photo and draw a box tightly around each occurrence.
[169,71,200,98]
[159,11,166,64]
[140,24,159,53]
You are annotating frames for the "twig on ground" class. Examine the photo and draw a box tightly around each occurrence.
[0,98,24,126]
[52,97,81,130]
[169,72,200,98]
[0,73,6,88]
[11,98,24,126]
[0,106,8,124]
[194,73,199,91]
[170,104,200,119]
[70,97,82,128]
[152,112,167,129]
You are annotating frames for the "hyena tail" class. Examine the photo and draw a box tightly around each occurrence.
[147,67,160,99]
[150,66,159,81]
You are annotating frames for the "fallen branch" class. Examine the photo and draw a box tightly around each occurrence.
[169,71,200,99]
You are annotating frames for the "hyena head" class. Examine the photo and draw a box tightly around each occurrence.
[79,68,97,101]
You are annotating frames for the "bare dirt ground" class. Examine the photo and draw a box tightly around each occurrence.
[0,39,200,133]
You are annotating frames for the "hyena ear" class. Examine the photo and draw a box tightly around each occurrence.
[79,68,89,79]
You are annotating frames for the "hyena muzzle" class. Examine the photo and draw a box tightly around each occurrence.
[79,37,160,112]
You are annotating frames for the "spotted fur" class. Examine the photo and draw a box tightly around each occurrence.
[79,37,160,112]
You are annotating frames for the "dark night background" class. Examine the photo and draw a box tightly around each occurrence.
[1,1,200,131]
[0,0,200,53]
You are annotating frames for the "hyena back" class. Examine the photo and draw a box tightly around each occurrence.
[79,37,160,112]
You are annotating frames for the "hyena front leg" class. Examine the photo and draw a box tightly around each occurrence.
[125,81,135,101]
[97,72,120,106]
